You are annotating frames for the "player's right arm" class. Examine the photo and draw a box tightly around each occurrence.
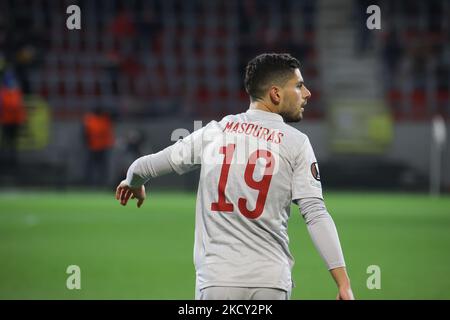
[116,125,206,207]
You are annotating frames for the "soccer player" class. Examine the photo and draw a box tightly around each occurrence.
[115,53,354,300]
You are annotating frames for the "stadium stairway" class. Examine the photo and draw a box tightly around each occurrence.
[317,0,382,101]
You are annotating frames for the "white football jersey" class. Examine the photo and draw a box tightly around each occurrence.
[168,109,323,291]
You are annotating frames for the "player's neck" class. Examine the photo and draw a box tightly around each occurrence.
[248,100,279,115]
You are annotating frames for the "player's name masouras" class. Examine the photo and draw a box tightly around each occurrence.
[223,121,284,144]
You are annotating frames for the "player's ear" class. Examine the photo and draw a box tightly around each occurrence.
[269,86,281,105]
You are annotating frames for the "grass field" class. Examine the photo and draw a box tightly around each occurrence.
[0,191,449,299]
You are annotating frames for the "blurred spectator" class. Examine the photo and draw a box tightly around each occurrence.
[14,41,43,95]
[115,129,145,187]
[4,2,45,94]
[124,129,145,160]
[0,69,26,170]
[83,107,115,187]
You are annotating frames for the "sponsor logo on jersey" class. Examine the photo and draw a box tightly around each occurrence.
[311,162,320,181]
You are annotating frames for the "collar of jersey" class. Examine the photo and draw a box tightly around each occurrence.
[245,109,284,122]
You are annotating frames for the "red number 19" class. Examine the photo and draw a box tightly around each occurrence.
[211,144,275,219]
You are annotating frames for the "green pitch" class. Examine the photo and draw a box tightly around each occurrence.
[0,191,449,299]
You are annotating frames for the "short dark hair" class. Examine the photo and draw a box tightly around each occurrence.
[244,53,300,101]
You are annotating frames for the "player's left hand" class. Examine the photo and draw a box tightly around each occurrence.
[336,285,355,300]
[115,180,146,208]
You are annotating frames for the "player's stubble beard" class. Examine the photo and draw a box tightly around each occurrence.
[280,101,305,123]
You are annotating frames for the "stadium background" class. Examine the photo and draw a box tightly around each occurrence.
[0,0,449,299]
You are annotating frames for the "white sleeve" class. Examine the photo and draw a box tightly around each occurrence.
[297,197,346,270]
[124,126,206,187]
[125,148,175,187]
[166,125,205,175]
[291,137,323,201]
